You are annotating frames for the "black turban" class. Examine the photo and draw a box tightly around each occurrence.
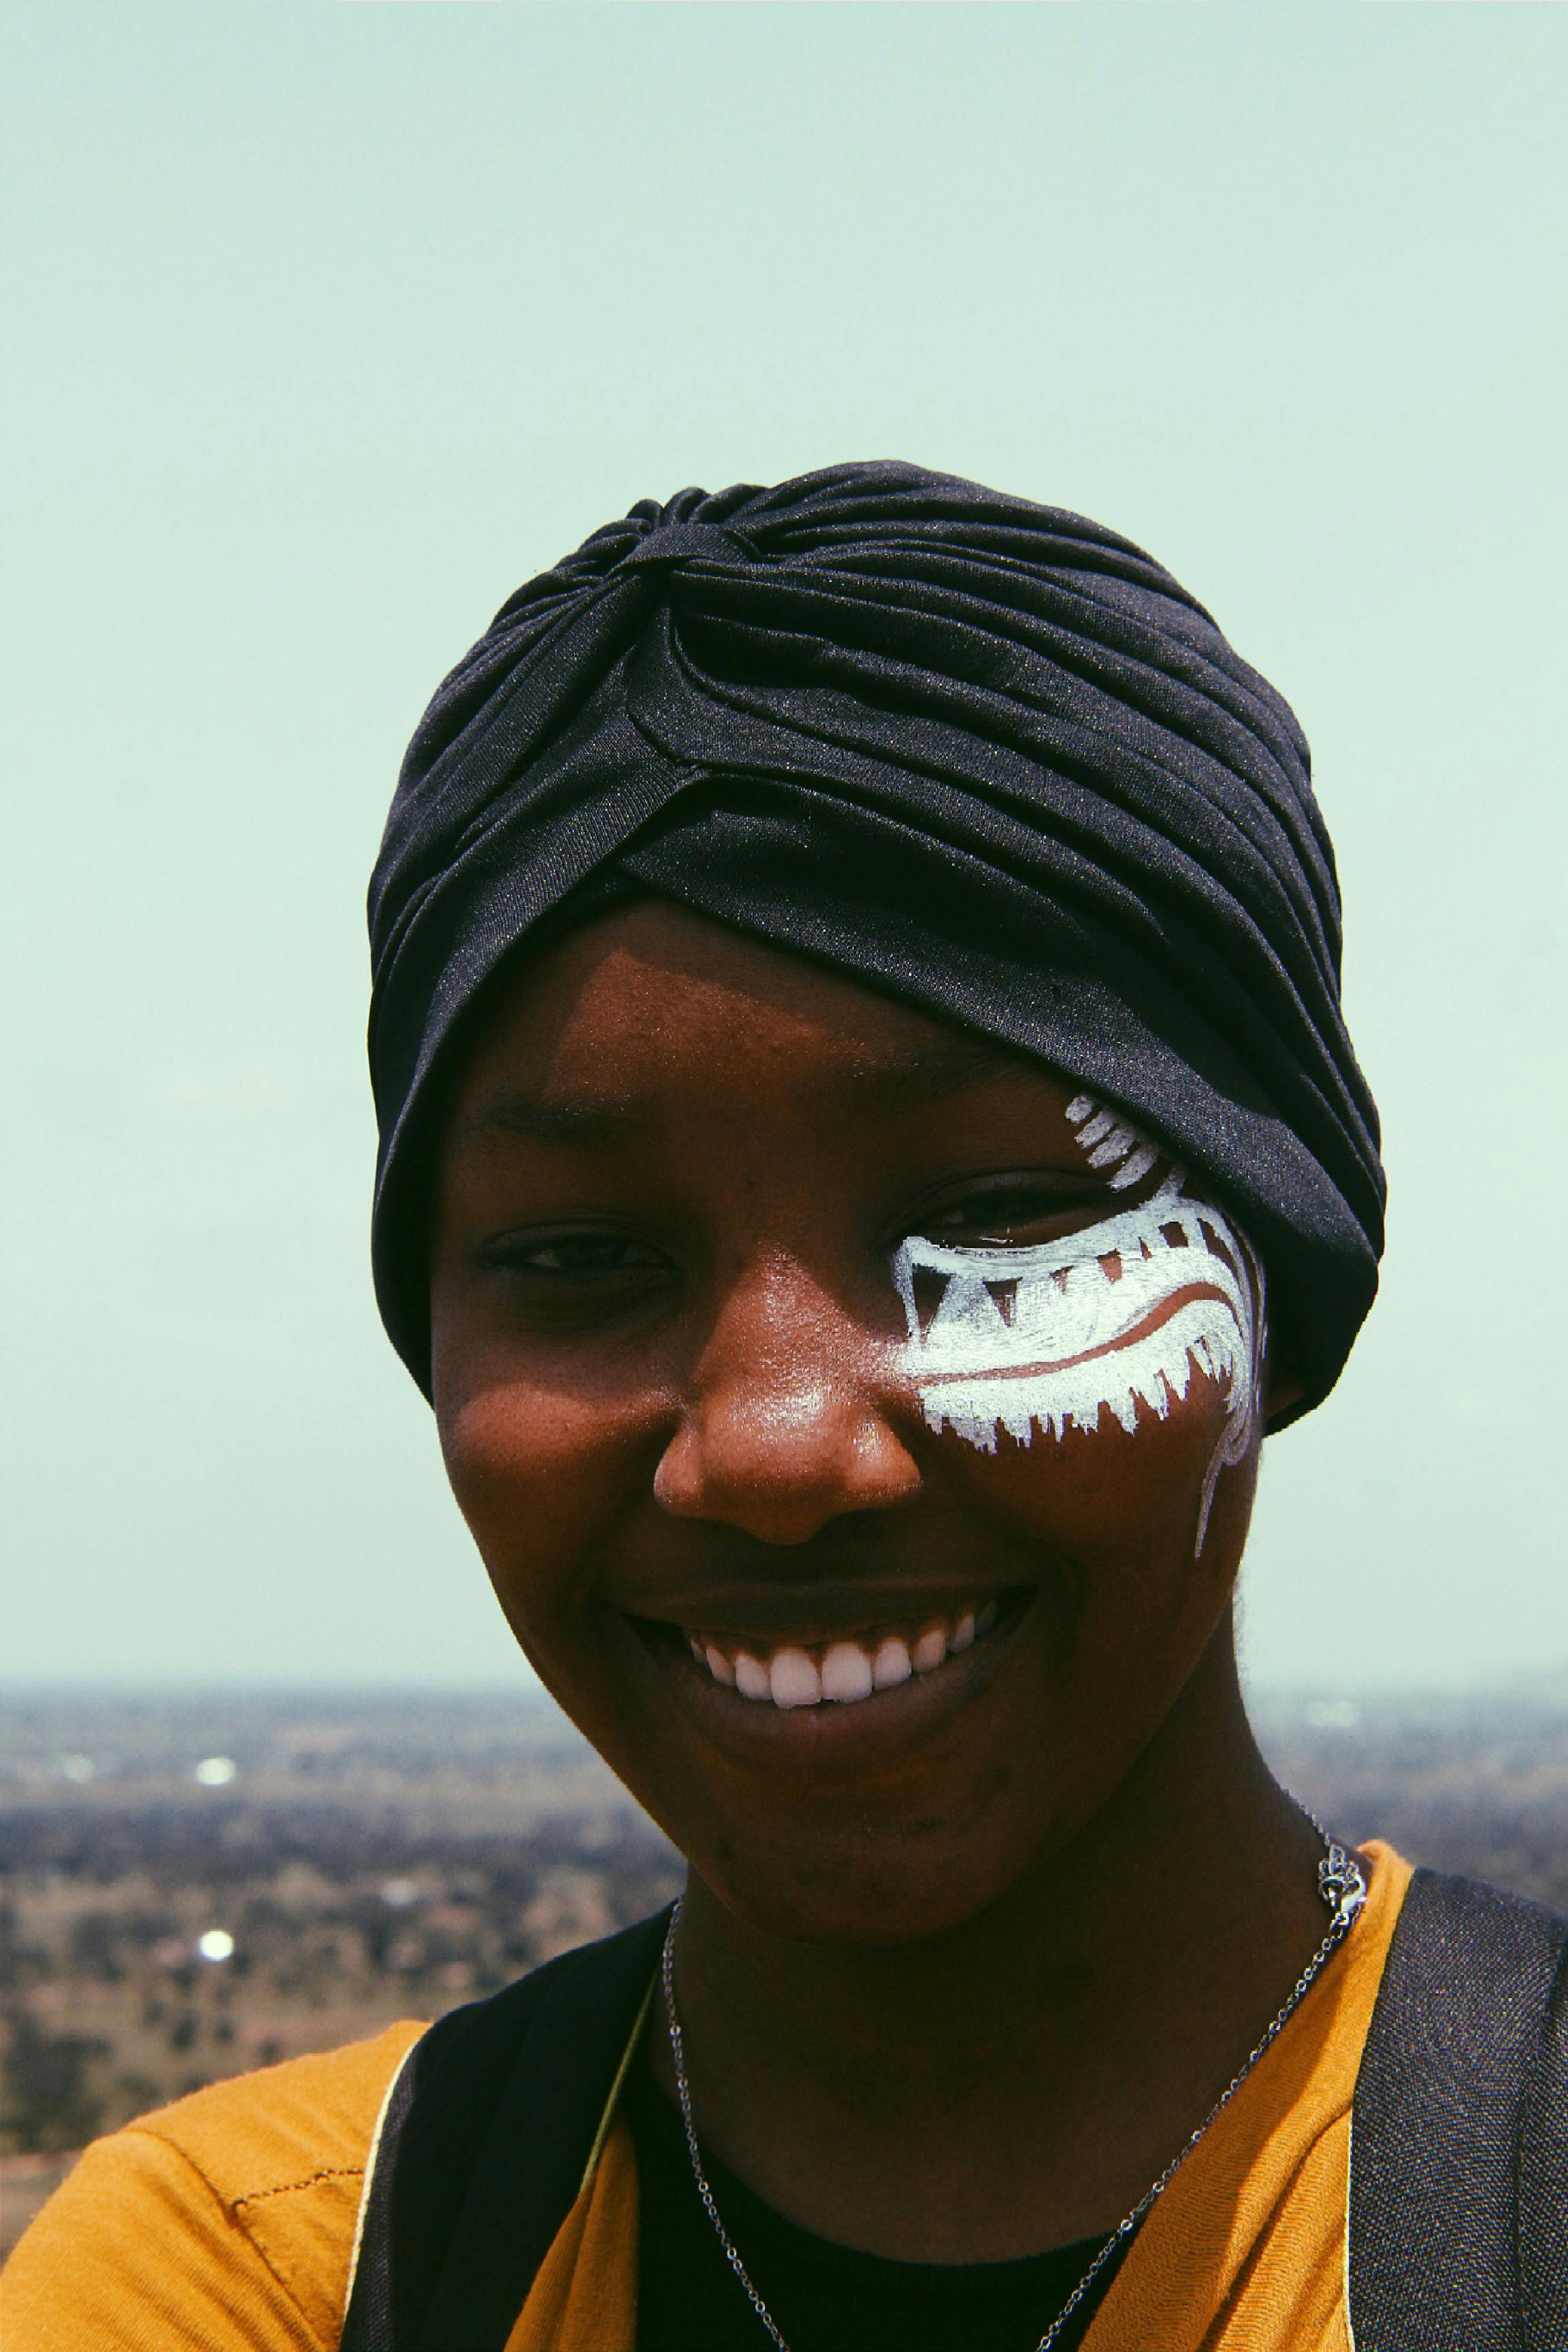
[369,461,1384,1422]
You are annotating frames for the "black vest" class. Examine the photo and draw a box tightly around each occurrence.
[342,1869,1568,2351]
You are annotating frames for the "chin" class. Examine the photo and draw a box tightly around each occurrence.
[693,1835,1030,1950]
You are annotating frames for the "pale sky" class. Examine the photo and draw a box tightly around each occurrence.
[3,3,1564,1690]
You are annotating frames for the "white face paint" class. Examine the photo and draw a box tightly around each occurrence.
[894,1096,1265,1556]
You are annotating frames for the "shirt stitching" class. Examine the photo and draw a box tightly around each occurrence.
[116,2128,329,2344]
[234,2164,365,2211]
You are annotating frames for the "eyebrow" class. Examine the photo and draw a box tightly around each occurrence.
[455,1039,1019,1149]
[455,1088,647,1145]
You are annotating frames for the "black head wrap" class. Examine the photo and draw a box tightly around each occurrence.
[369,461,1383,1421]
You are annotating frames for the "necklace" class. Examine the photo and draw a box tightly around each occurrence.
[659,1818,1367,2352]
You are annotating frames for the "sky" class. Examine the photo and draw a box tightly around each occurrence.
[3,2,1564,1693]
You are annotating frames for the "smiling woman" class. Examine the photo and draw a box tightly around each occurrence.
[10,466,1565,2352]
[426,909,1283,1974]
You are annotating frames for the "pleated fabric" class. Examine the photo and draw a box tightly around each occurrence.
[368,461,1383,1416]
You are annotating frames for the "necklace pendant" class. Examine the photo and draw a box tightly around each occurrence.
[1318,1842,1367,1918]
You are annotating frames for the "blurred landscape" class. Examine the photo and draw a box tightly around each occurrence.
[0,1688,681,2252]
[4,1676,1567,2253]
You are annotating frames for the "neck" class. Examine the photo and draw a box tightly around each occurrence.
[649,1625,1335,2261]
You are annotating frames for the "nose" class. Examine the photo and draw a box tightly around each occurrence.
[652,1260,921,1545]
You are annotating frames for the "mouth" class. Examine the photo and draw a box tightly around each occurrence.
[633,1592,1017,1714]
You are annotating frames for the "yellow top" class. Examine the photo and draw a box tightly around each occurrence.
[2,1844,1413,2352]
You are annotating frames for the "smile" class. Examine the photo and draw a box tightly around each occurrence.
[678,1599,1002,1711]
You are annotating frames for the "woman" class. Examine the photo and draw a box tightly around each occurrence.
[10,464,1564,2350]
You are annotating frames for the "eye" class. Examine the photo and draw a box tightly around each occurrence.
[478,1228,672,1280]
[917,1174,1113,1248]
[471,1226,676,1338]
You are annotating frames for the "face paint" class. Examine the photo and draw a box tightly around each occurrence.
[894,1097,1265,1556]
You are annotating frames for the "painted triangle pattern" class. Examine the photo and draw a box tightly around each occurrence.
[894,1098,1265,1554]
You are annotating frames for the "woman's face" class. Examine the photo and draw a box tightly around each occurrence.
[429,902,1271,1945]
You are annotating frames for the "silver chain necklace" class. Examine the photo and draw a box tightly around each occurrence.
[659,1819,1367,2352]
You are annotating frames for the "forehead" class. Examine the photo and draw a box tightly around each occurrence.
[446,900,1077,1137]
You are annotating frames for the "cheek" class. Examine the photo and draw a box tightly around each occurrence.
[926,1375,1260,1703]
[434,1379,644,1632]
[932,1365,1239,1544]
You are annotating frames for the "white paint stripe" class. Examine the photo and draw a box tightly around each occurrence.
[1087,1124,1136,1169]
[1109,1143,1158,1192]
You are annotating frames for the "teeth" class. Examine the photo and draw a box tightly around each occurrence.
[871,1636,913,1690]
[769,1649,821,1710]
[821,1642,875,1704]
[734,1654,771,1702]
[687,1604,1002,1711]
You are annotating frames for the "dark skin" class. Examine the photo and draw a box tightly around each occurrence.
[429,900,1341,2264]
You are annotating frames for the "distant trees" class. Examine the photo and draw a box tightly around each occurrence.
[0,2010,111,2152]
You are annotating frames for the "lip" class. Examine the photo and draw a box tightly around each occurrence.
[608,1585,1036,1774]
[607,1580,1017,1643]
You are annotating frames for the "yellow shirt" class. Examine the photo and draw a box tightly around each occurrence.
[2,1844,1412,2352]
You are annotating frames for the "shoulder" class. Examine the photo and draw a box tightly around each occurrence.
[3,2021,424,2352]
[130,2016,427,2206]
